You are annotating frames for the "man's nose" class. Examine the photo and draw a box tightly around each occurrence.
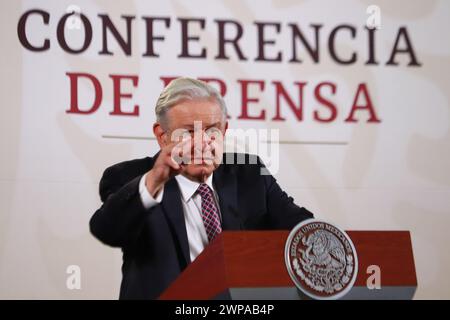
[200,132,213,151]
[193,130,212,150]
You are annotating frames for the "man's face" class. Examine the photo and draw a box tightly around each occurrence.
[156,98,227,182]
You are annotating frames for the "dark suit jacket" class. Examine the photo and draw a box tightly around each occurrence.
[89,153,313,299]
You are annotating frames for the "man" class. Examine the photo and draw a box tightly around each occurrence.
[90,77,313,299]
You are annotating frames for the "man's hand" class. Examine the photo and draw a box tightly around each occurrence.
[145,138,191,198]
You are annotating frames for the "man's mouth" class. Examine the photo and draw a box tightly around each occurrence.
[190,156,217,164]
[193,157,215,162]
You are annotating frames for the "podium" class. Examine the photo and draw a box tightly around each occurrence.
[159,231,417,300]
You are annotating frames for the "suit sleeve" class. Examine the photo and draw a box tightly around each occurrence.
[259,158,314,229]
[89,165,153,248]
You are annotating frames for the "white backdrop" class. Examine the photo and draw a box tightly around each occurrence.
[1,0,449,299]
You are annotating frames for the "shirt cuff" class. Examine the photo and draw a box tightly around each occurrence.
[139,173,164,209]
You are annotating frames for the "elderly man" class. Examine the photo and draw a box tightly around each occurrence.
[90,77,313,299]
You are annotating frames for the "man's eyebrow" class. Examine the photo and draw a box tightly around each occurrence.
[180,122,221,130]
[206,122,221,128]
[180,124,195,129]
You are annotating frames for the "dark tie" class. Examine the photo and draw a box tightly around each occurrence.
[197,183,222,242]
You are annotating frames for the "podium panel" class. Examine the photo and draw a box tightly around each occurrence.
[159,231,417,300]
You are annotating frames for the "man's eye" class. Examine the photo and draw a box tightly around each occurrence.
[179,129,194,135]
[175,129,191,140]
[206,127,220,133]
[206,127,221,138]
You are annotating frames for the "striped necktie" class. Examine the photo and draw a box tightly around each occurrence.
[197,183,222,242]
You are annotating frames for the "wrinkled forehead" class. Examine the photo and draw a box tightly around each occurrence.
[165,99,224,130]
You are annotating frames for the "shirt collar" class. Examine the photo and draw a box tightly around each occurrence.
[175,173,214,202]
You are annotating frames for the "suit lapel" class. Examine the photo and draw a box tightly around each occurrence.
[161,178,191,265]
[213,162,243,230]
[156,152,243,268]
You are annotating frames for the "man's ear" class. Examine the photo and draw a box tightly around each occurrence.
[153,123,166,148]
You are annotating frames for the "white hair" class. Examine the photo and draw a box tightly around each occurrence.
[155,77,227,127]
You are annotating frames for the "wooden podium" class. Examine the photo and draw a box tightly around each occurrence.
[159,231,417,300]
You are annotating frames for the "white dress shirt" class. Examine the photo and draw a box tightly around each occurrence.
[138,173,222,262]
